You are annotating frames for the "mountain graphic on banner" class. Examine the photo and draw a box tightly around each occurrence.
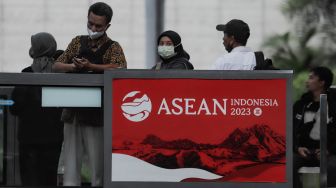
[113,124,285,177]
[220,124,286,161]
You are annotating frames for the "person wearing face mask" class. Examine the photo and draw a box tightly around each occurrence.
[153,30,194,70]
[52,2,127,186]
[212,19,256,70]
[53,2,126,73]
[10,32,64,186]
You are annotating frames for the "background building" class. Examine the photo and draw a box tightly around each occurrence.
[0,0,288,71]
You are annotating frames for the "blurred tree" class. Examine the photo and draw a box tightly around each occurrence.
[263,0,336,100]
[264,0,336,70]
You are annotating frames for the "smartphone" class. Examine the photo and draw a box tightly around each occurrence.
[73,57,83,62]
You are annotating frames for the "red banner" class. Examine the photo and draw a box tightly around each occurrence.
[112,79,287,182]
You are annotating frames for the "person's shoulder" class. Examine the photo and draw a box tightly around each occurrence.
[66,36,82,45]
[21,66,33,73]
[215,54,230,63]
[104,35,116,44]
[72,35,84,40]
[172,58,194,70]
[327,88,336,102]
[214,54,230,67]
[328,88,336,96]
[212,56,223,70]
[109,40,122,48]
[294,92,312,107]
[107,40,125,52]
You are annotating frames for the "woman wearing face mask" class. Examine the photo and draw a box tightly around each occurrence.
[153,30,194,70]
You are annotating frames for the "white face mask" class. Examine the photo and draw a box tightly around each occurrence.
[158,45,176,59]
[87,27,105,40]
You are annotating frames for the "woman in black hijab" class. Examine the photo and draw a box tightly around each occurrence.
[153,30,194,70]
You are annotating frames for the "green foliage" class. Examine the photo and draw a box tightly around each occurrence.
[282,0,321,28]
[263,0,336,100]
[293,71,309,101]
[81,164,91,183]
[263,28,330,71]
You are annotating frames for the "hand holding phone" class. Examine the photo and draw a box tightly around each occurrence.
[73,57,83,62]
[72,57,84,70]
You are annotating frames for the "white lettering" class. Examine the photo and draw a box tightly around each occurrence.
[213,99,227,115]
[158,98,171,115]
[185,98,196,115]
[273,99,278,106]
[157,98,231,116]
[197,99,211,115]
[171,98,183,115]
[230,98,279,107]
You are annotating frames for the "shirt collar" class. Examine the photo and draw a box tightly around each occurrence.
[231,46,252,53]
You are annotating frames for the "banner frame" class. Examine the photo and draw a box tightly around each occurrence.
[104,70,293,188]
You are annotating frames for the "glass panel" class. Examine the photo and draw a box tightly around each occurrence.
[0,86,17,186]
[42,87,102,107]
[0,85,103,187]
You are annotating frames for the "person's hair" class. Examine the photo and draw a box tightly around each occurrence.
[88,2,113,24]
[232,33,249,46]
[225,31,249,46]
[311,66,334,90]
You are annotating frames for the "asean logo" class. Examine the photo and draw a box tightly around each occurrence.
[121,91,152,122]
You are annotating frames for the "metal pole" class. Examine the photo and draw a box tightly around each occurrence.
[320,94,328,188]
[145,0,165,68]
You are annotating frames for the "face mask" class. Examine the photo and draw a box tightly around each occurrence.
[87,27,105,40]
[158,45,177,59]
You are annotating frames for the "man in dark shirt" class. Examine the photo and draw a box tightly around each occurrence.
[53,2,127,186]
[293,66,336,187]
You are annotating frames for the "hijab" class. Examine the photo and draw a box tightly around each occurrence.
[157,30,190,62]
[29,32,57,73]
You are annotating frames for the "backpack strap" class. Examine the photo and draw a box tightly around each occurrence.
[254,51,265,70]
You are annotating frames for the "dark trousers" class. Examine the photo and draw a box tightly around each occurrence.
[293,153,336,188]
[19,143,62,186]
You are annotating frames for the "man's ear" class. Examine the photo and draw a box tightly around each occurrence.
[227,35,234,43]
[229,35,235,45]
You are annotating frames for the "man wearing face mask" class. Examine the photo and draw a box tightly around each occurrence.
[212,19,256,70]
[52,2,126,186]
[153,30,194,70]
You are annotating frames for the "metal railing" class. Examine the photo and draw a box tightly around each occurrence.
[320,94,328,188]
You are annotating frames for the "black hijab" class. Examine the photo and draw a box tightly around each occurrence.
[157,30,190,62]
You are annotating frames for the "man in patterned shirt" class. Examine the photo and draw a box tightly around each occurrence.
[53,2,126,186]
